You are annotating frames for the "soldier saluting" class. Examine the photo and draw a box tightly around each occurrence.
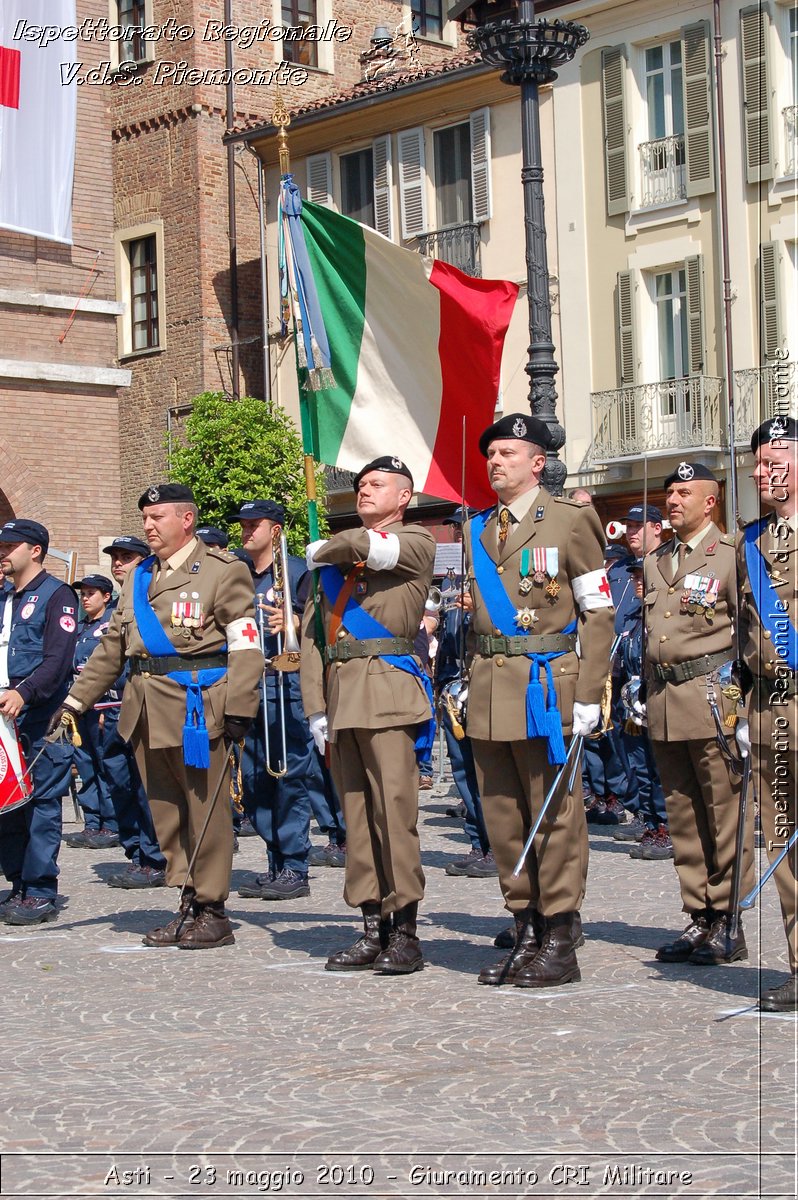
[465,415,614,988]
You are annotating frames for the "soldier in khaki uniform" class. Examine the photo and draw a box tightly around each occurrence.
[645,462,754,966]
[301,457,435,975]
[465,415,615,988]
[50,484,264,949]
[737,416,798,1012]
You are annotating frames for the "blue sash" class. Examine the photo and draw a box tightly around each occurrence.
[133,557,227,768]
[318,565,435,766]
[470,509,576,765]
[743,519,798,671]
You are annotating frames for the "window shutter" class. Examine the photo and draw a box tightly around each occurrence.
[615,270,637,385]
[682,21,715,197]
[685,255,706,376]
[759,241,783,361]
[372,136,393,240]
[601,46,630,217]
[398,127,427,238]
[306,153,332,207]
[740,5,774,183]
[469,107,492,222]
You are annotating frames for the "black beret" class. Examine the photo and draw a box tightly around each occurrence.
[77,574,114,594]
[226,499,286,525]
[751,415,798,452]
[353,457,414,492]
[478,413,553,457]
[196,526,229,548]
[102,536,150,558]
[663,461,719,489]
[0,518,49,551]
[138,483,196,510]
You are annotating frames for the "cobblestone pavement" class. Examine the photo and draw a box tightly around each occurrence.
[1,748,795,1199]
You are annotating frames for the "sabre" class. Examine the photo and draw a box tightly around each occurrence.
[176,745,238,922]
[739,825,798,911]
[728,754,752,935]
[512,734,583,878]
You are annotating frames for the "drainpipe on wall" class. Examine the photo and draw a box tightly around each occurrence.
[225,0,240,400]
[713,0,738,526]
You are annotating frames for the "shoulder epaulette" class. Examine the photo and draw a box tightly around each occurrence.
[553,495,582,507]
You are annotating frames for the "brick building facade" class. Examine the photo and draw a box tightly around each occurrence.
[0,0,127,576]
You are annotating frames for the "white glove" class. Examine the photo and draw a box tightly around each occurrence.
[572,702,601,737]
[306,539,329,570]
[308,711,328,754]
[631,698,647,726]
[735,717,750,758]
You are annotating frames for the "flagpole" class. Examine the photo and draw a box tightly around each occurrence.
[273,90,322,543]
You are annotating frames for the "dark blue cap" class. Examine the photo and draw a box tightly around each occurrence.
[102,536,150,558]
[751,415,798,452]
[0,518,49,552]
[664,462,718,489]
[77,575,114,594]
[443,506,470,525]
[138,483,196,510]
[197,526,229,548]
[227,499,286,525]
[623,503,663,524]
[604,544,632,562]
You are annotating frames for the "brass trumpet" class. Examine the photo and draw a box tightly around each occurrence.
[256,526,301,779]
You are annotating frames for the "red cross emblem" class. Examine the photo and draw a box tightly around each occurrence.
[598,573,611,600]
[241,622,258,644]
[0,46,21,109]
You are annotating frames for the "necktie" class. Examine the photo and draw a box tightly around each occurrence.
[498,507,511,546]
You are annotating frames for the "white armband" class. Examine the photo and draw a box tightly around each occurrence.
[366,529,400,571]
[306,539,329,571]
[226,617,261,652]
[572,569,613,612]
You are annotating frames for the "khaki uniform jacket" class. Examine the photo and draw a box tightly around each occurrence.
[464,493,615,742]
[737,515,797,720]
[300,522,435,737]
[68,540,263,748]
[643,522,736,741]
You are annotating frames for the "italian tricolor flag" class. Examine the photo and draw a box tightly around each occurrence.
[298,201,518,508]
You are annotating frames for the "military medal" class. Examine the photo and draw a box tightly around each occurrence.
[519,550,534,595]
[514,607,539,630]
[545,577,561,599]
[532,547,547,585]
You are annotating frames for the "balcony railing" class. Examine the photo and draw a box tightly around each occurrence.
[589,376,723,463]
[638,135,687,207]
[784,106,797,175]
[415,223,482,277]
[733,362,798,443]
[324,466,357,495]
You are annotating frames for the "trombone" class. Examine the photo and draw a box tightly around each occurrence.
[257,527,302,779]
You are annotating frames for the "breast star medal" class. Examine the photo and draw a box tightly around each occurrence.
[514,607,539,630]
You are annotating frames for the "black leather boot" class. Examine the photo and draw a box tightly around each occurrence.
[514,913,581,988]
[655,911,710,962]
[688,912,747,965]
[478,909,543,985]
[760,974,798,1012]
[373,903,424,974]
[325,904,390,972]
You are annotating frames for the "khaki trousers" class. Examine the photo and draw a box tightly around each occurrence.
[652,737,754,916]
[131,721,233,905]
[330,726,424,916]
[471,738,588,916]
[751,700,797,970]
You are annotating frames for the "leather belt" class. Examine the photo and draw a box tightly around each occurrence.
[477,632,577,657]
[324,637,414,663]
[128,653,227,677]
[754,671,798,698]
[650,650,729,684]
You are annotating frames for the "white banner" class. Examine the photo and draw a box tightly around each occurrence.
[0,1,77,243]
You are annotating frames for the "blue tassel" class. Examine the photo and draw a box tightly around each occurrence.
[414,717,436,768]
[543,660,567,765]
[183,723,210,770]
[526,658,547,737]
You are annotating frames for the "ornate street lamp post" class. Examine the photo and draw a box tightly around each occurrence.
[450,1,588,491]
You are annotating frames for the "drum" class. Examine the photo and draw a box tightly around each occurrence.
[0,712,32,815]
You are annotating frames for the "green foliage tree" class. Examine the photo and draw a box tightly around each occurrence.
[169,392,327,554]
